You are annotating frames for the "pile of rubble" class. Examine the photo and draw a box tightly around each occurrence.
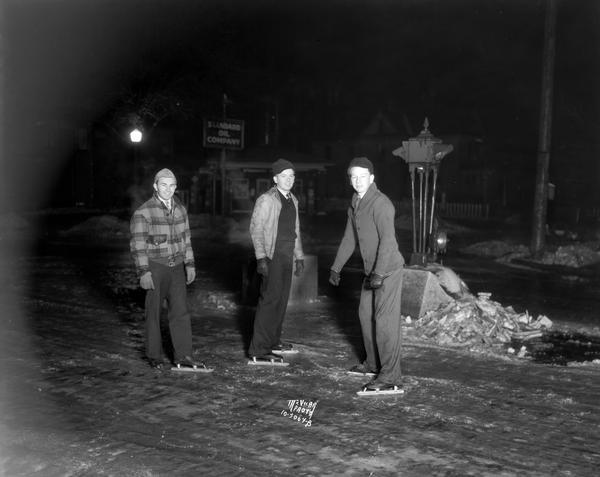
[539,243,600,268]
[461,240,600,268]
[414,292,553,348]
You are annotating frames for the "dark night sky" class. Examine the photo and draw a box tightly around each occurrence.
[2,0,599,209]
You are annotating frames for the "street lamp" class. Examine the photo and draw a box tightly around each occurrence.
[129,127,143,143]
[393,118,453,266]
[129,127,143,185]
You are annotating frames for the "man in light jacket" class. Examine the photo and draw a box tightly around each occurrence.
[329,157,405,394]
[248,159,304,364]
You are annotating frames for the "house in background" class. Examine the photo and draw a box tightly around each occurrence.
[312,111,413,204]
[312,111,492,217]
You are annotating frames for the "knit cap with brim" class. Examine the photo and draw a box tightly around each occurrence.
[154,168,176,183]
[272,159,295,175]
[347,157,373,174]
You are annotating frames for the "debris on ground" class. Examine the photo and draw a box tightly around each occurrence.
[461,240,600,268]
[414,291,553,349]
[538,243,600,268]
[194,290,238,311]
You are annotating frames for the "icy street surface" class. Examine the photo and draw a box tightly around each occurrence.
[1,221,600,476]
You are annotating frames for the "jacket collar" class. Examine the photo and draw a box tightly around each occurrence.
[353,182,378,209]
[153,192,179,210]
[269,186,295,202]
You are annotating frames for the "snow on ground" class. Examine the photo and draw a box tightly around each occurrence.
[2,210,600,475]
[40,210,600,269]
[58,214,129,238]
[7,210,600,351]
[461,239,600,268]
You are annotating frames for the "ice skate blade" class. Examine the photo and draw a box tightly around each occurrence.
[247,358,289,367]
[171,365,214,373]
[356,388,404,397]
[347,371,377,377]
[271,349,299,355]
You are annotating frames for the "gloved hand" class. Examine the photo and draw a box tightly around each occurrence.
[140,271,155,290]
[329,269,340,286]
[257,258,269,277]
[186,266,196,285]
[294,259,304,277]
[369,273,384,289]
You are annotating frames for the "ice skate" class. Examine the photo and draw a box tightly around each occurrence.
[171,356,214,373]
[356,382,404,397]
[271,342,299,355]
[248,353,289,367]
[347,363,378,377]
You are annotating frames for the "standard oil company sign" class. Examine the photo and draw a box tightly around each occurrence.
[203,118,245,150]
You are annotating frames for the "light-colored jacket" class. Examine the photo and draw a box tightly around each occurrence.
[250,187,304,260]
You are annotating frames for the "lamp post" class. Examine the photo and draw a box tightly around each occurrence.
[393,118,453,266]
[129,127,143,185]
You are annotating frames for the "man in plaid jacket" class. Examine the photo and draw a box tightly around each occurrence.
[130,168,208,370]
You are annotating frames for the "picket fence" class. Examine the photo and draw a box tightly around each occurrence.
[439,202,490,219]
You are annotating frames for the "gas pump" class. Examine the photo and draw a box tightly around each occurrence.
[393,118,453,266]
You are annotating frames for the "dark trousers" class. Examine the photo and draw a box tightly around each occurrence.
[145,261,192,362]
[358,267,403,384]
[248,242,294,356]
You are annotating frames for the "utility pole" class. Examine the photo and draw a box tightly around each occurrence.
[531,0,558,258]
[220,94,227,216]
[0,2,4,196]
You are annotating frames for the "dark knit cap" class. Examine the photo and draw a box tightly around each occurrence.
[347,157,374,174]
[272,158,295,175]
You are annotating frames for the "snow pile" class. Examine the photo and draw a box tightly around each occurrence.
[60,215,129,238]
[538,243,600,268]
[461,240,600,268]
[461,240,529,259]
[414,292,553,348]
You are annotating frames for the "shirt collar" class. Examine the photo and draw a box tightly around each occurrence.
[157,195,172,210]
[277,188,291,199]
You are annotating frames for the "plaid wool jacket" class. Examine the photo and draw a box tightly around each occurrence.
[130,193,195,277]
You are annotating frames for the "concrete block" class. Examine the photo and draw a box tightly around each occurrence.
[241,254,318,306]
[401,266,453,318]
[289,254,318,304]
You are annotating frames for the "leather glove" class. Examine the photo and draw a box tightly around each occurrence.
[329,269,340,286]
[256,258,269,277]
[294,259,304,277]
[140,271,155,290]
[369,273,384,289]
[186,266,196,285]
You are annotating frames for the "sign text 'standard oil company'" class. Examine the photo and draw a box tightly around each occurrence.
[203,118,245,150]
